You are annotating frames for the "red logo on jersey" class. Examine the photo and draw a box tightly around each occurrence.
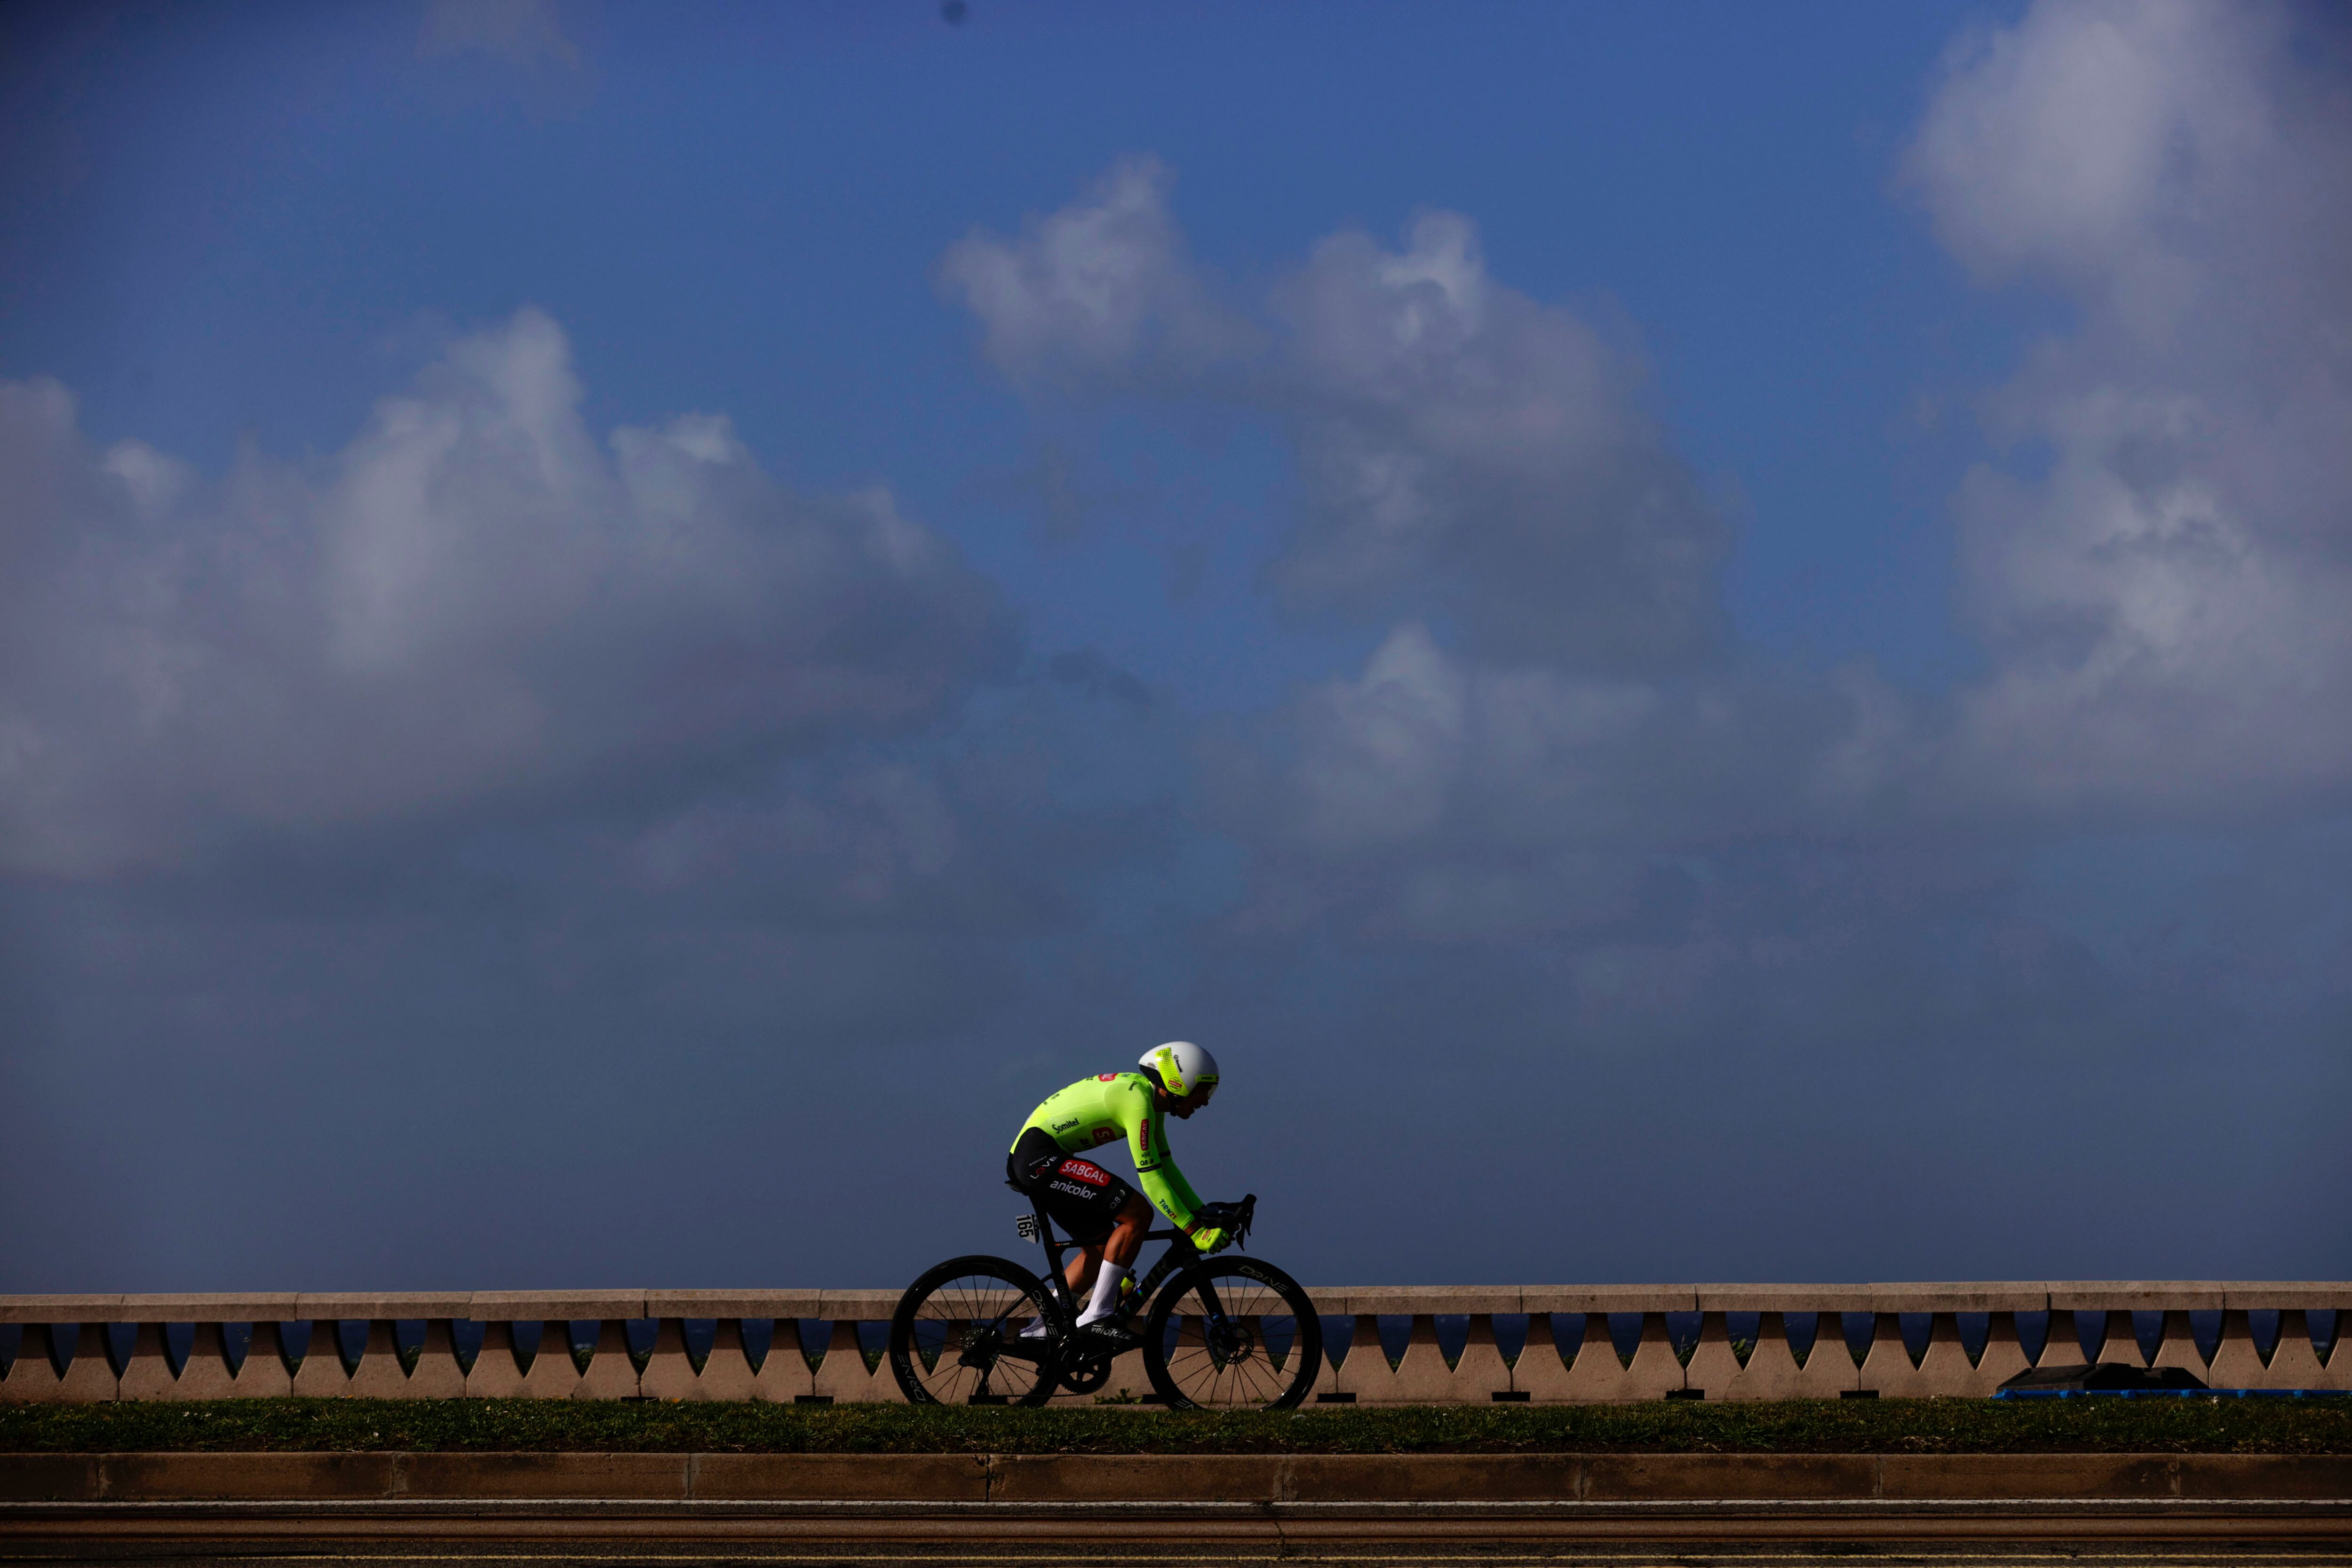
[1096,1073,1119,1082]
[1091,1127,1120,1146]
[1058,1159,1111,1187]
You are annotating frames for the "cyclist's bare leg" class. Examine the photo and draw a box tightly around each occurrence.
[1063,1193,1151,1291]
[1074,1193,1152,1326]
[1063,1243,1102,1294]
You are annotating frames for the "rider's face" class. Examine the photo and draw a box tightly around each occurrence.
[1167,1083,1213,1119]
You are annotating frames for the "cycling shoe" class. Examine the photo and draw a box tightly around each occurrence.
[1076,1319,1139,1352]
[1015,1318,1054,1341]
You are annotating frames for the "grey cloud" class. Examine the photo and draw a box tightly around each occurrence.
[1200,623,1913,942]
[1269,215,1729,670]
[419,0,580,71]
[1159,0,2351,937]
[948,174,1729,674]
[1046,648,1153,713]
[0,309,1015,877]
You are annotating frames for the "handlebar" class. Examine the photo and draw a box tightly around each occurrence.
[1194,1192,1256,1250]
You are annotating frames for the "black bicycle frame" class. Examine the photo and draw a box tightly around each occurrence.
[1017,1201,1213,1326]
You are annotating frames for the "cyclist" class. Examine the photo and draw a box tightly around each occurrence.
[1008,1041,1227,1348]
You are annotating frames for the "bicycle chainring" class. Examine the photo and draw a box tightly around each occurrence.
[1057,1353,1113,1394]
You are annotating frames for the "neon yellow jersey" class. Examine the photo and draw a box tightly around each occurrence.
[1013,1072,1206,1230]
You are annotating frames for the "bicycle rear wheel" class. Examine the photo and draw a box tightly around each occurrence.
[888,1254,1064,1407]
[1142,1257,1323,1411]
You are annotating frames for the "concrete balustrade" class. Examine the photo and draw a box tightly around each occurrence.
[1,1284,2340,1405]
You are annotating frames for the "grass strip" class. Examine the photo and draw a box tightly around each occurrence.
[1,1399,2346,1455]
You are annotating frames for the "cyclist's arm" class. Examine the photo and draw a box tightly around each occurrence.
[1123,1093,1206,1230]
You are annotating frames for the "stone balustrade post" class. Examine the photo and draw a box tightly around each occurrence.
[2264,1309,2328,1387]
[288,1295,469,1398]
[2051,1288,2211,1382]
[346,1321,405,1398]
[468,1291,646,1399]
[1456,1313,1513,1401]
[1,1323,68,1403]
[642,1292,794,1400]
[1796,1309,1857,1395]
[2324,1304,2352,1394]
[2050,1284,2168,1374]
[115,1297,301,1401]
[1862,1285,2042,1397]
[2036,1306,2086,1368]
[237,1322,295,1397]
[1680,1310,1743,1398]
[2101,1310,2145,1369]
[1340,1289,1514,1403]
[2204,1308,2263,1386]
[518,1323,587,1398]
[1385,1316,1451,1403]
[1696,1292,1802,1400]
[1519,1288,1690,1400]
[2210,1287,2338,1389]
[808,1291,903,1402]
[2,1300,127,1403]
[1328,1309,1391,1401]
[577,1320,642,1400]
[1856,1312,1910,1395]
[751,1302,821,1401]
[2320,1302,2351,1393]
[1504,1312,1575,1401]
[168,1324,241,1400]
[638,1321,696,1401]
[289,1321,352,1396]
[1619,1311,1684,1399]
[1976,1309,2030,1389]
[2151,1306,2209,1377]
[408,1319,469,1398]
[116,1323,175,1401]
[1786,1292,1869,1396]
[466,1321,528,1397]
[809,1316,884,1401]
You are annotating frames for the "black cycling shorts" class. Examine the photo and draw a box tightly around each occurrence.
[1008,1126,1137,1244]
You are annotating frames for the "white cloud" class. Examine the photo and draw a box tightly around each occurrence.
[1921,0,2352,814]
[0,309,1012,876]
[936,157,1250,390]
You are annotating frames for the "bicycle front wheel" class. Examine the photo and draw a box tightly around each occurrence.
[888,1254,1064,1407]
[1142,1257,1323,1411]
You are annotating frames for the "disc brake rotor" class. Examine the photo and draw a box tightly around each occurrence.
[1205,1317,1256,1366]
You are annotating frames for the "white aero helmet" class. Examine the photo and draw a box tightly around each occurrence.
[1140,1040,1219,1099]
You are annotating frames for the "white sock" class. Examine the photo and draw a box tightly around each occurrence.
[1074,1264,1123,1326]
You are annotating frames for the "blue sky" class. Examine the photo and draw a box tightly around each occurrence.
[3,0,2346,1293]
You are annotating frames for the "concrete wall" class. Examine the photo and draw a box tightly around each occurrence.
[1,1284,2343,1404]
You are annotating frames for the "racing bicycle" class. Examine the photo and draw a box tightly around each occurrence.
[887,1192,1322,1410]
